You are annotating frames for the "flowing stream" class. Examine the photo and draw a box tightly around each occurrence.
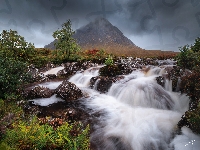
[32,64,200,150]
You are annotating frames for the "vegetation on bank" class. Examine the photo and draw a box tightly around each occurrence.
[176,37,200,134]
[0,21,91,149]
[0,114,90,150]
[0,18,200,149]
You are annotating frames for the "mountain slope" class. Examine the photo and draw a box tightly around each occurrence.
[44,17,146,56]
[44,18,178,57]
[73,17,135,47]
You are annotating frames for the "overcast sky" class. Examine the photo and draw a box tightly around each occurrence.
[0,0,200,51]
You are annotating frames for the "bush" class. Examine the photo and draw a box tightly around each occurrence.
[78,49,108,62]
[1,116,90,150]
[0,29,35,63]
[104,55,114,66]
[177,37,200,134]
[177,37,200,71]
[99,65,121,77]
[0,56,31,99]
[178,105,200,134]
[180,72,200,109]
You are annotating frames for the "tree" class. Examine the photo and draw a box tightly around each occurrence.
[0,29,35,62]
[0,56,30,99]
[177,37,200,71]
[53,20,80,61]
[191,37,200,53]
[0,29,34,99]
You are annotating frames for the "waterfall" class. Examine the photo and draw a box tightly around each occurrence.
[69,66,100,87]
[32,65,200,150]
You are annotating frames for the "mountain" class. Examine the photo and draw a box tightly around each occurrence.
[44,18,158,56]
[73,17,135,47]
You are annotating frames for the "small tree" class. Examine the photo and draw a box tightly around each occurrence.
[0,56,30,99]
[0,29,34,99]
[177,37,200,71]
[191,37,200,53]
[0,29,35,62]
[53,20,80,62]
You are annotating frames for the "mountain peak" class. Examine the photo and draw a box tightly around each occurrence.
[93,17,111,25]
[74,17,135,47]
[44,17,144,56]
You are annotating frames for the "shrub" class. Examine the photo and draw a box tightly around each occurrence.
[1,116,90,150]
[177,37,200,134]
[180,72,200,108]
[0,29,35,63]
[78,49,108,62]
[191,37,200,53]
[176,37,200,71]
[99,65,121,77]
[104,55,114,66]
[178,105,200,134]
[0,56,31,99]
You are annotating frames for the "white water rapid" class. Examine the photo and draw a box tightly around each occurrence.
[33,65,200,150]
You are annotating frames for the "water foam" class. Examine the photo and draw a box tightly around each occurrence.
[32,65,199,149]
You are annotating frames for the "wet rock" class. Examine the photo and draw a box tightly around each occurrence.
[27,64,47,82]
[46,74,57,79]
[90,76,124,93]
[24,86,54,99]
[57,61,96,78]
[117,63,133,75]
[39,63,56,72]
[55,80,83,101]
[34,101,91,129]
[99,65,122,77]
[167,66,192,92]
[156,76,165,88]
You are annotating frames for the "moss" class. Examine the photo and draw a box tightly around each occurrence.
[99,65,122,77]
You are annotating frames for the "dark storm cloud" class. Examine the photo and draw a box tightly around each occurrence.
[0,0,199,51]
[107,0,200,50]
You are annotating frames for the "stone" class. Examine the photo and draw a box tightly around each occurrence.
[55,80,83,101]
[90,76,124,93]
[46,74,57,79]
[24,86,54,99]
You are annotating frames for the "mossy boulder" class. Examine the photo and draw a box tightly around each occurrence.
[55,80,83,101]
[99,65,122,77]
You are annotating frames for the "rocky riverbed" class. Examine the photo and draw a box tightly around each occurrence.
[20,57,200,150]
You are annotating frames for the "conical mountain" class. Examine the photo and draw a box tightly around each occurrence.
[45,17,145,56]
[73,17,135,47]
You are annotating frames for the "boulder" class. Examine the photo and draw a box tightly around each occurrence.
[156,76,165,88]
[27,64,48,82]
[46,74,57,79]
[55,80,83,101]
[57,61,97,78]
[90,76,124,93]
[24,86,54,99]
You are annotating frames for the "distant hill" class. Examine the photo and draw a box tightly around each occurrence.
[44,17,178,57]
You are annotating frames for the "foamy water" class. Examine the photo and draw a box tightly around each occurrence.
[33,65,200,150]
[43,66,64,75]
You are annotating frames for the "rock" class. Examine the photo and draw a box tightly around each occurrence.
[55,80,83,101]
[57,61,98,78]
[156,76,165,88]
[90,76,124,93]
[99,65,122,77]
[46,74,57,79]
[27,64,48,82]
[24,86,54,99]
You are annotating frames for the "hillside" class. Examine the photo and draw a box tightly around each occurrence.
[45,18,177,57]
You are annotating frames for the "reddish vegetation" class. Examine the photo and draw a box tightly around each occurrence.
[81,45,178,58]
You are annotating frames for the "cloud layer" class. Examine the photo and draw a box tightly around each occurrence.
[0,0,199,51]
